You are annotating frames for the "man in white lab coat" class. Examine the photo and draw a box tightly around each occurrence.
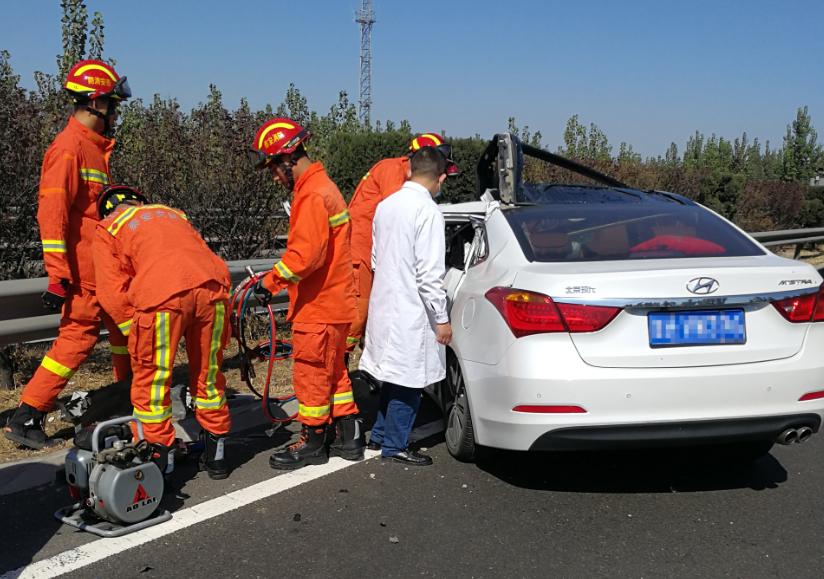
[359,146,453,466]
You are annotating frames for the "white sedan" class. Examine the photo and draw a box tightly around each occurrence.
[433,135,824,462]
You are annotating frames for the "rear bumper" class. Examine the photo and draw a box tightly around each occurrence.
[458,325,824,451]
[528,414,821,451]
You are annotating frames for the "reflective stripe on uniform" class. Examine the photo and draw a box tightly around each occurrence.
[298,403,330,419]
[203,302,225,403]
[108,205,188,237]
[110,345,129,355]
[117,319,132,336]
[274,261,301,283]
[80,167,109,185]
[332,391,354,405]
[346,336,360,345]
[133,407,173,423]
[41,239,66,254]
[107,206,139,235]
[41,356,74,379]
[194,393,227,410]
[149,312,172,417]
[329,209,350,228]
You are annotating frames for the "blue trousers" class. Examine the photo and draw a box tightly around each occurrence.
[370,382,422,456]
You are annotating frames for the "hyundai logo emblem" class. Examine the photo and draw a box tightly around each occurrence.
[687,277,719,295]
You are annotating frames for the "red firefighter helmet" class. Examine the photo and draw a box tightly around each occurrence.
[408,133,446,152]
[250,117,312,170]
[408,133,460,176]
[64,59,131,102]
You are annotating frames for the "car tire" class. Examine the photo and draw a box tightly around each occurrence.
[444,355,478,462]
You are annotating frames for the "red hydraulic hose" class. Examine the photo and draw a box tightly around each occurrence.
[229,272,296,423]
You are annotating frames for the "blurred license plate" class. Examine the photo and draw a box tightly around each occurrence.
[648,309,746,347]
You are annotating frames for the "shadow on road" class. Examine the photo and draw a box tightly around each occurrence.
[0,467,67,573]
[476,446,788,494]
[0,423,292,574]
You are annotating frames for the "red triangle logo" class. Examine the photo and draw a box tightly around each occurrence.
[133,483,148,504]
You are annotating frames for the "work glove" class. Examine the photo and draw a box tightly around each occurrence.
[253,279,273,305]
[42,280,68,311]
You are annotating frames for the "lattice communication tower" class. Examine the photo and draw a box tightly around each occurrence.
[356,0,376,124]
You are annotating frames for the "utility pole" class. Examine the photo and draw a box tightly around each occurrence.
[356,0,375,125]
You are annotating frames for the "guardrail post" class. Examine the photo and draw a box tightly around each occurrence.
[0,347,14,390]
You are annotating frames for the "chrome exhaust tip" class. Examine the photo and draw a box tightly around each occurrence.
[777,428,799,445]
[797,426,814,443]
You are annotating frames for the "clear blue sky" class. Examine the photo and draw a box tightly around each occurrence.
[1,0,822,157]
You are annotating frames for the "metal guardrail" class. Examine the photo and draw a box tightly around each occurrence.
[750,228,824,257]
[0,259,283,346]
[0,229,823,347]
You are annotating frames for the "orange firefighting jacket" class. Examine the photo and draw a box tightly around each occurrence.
[348,156,409,269]
[261,162,356,324]
[38,116,115,289]
[92,204,231,335]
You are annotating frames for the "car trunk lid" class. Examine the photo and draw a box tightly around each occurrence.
[512,256,822,368]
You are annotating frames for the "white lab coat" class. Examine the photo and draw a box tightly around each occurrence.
[359,181,448,389]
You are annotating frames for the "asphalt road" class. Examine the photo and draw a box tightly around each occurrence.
[3,422,824,578]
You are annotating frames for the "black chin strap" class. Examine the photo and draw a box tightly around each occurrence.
[284,161,296,191]
[85,99,118,136]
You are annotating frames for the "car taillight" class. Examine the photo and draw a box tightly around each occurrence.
[485,287,621,337]
[556,302,622,332]
[772,284,824,323]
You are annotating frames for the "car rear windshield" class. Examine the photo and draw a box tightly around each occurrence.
[505,189,765,262]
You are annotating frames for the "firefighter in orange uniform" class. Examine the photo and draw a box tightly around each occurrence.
[92,186,232,479]
[4,60,132,450]
[249,117,364,470]
[346,133,459,356]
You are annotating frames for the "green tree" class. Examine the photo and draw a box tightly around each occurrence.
[782,106,821,183]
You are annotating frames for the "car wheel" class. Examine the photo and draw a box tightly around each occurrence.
[444,356,477,462]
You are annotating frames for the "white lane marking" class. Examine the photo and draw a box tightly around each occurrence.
[3,451,380,579]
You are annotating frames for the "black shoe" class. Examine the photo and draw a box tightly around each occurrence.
[150,443,176,477]
[328,415,366,461]
[200,431,229,480]
[381,450,433,466]
[366,441,381,451]
[3,403,47,450]
[270,425,329,470]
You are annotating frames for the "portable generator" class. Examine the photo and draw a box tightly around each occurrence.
[54,416,172,537]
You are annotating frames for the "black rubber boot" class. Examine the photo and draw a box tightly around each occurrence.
[199,431,229,480]
[151,444,175,478]
[329,415,366,461]
[269,425,329,470]
[3,403,47,450]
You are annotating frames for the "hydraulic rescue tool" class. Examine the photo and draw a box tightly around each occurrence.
[54,416,171,537]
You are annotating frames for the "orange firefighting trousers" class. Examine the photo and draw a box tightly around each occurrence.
[21,286,130,412]
[130,285,231,447]
[292,322,358,426]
